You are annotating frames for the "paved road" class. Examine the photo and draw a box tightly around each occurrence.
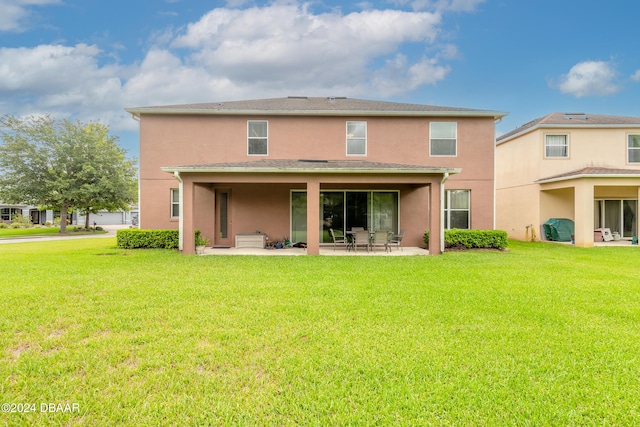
[0,225,130,245]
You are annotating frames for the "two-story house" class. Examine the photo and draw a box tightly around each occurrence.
[126,97,505,254]
[496,112,640,246]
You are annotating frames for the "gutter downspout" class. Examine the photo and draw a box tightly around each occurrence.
[440,172,450,254]
[173,171,184,251]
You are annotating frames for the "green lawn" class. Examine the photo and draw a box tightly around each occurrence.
[0,227,107,239]
[1,239,639,426]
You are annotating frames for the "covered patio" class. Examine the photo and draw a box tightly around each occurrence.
[164,160,459,255]
[537,168,640,246]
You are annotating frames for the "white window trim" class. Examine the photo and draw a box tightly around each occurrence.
[628,134,640,163]
[544,134,569,159]
[346,121,367,156]
[247,120,268,156]
[170,188,180,219]
[444,189,470,230]
[430,122,457,157]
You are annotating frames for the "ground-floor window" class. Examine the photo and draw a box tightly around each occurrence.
[444,189,470,229]
[1,207,22,221]
[290,190,399,244]
[170,188,179,218]
[594,199,637,238]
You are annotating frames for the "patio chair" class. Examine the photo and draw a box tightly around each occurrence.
[388,229,405,251]
[353,230,370,252]
[329,228,347,251]
[371,230,390,253]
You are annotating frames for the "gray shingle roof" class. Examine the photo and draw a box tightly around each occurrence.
[536,166,640,183]
[498,112,640,143]
[161,159,460,175]
[127,96,506,119]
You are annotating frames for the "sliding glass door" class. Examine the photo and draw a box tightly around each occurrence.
[345,192,368,232]
[370,192,399,233]
[322,192,345,243]
[292,190,400,244]
[623,200,637,238]
[323,191,399,243]
[291,192,307,243]
[594,199,637,238]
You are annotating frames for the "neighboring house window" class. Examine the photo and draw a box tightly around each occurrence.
[170,188,179,218]
[430,122,457,156]
[347,121,367,155]
[628,135,640,163]
[545,134,568,158]
[1,207,21,221]
[248,121,268,155]
[444,190,470,229]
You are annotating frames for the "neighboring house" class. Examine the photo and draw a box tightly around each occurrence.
[1,203,136,226]
[125,97,506,254]
[496,112,640,246]
[72,208,138,226]
[1,203,53,224]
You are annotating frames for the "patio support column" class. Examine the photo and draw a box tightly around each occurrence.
[574,181,594,247]
[181,176,195,254]
[637,187,640,239]
[306,179,320,255]
[429,179,442,255]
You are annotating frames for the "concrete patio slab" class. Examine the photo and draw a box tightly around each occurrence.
[200,246,430,256]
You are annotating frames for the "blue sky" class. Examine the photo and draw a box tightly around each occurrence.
[2,0,640,158]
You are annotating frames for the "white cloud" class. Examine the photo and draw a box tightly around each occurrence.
[169,4,445,96]
[0,1,29,32]
[631,70,640,82]
[0,44,110,94]
[394,0,486,12]
[371,54,450,96]
[445,0,486,12]
[0,1,472,132]
[0,0,60,32]
[556,60,620,98]
[0,43,129,127]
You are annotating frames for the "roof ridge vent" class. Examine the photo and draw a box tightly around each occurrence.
[564,112,588,120]
[299,159,328,163]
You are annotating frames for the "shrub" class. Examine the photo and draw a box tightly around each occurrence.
[10,214,31,228]
[117,229,179,249]
[0,222,8,229]
[194,229,208,246]
[424,229,508,250]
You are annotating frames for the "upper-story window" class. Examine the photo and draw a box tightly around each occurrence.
[545,134,568,158]
[628,135,640,163]
[248,121,268,155]
[430,122,457,156]
[347,121,367,156]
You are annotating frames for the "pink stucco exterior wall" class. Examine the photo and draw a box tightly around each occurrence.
[138,113,496,253]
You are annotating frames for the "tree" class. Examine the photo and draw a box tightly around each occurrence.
[0,115,137,233]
